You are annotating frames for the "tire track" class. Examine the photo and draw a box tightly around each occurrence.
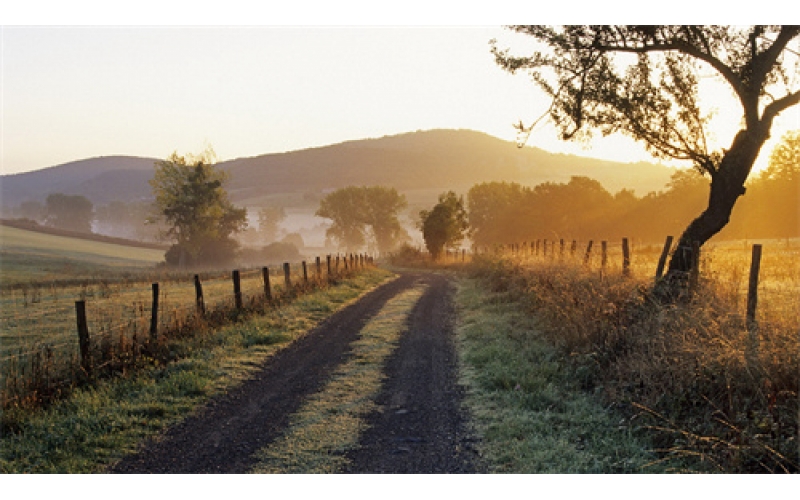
[110,273,416,474]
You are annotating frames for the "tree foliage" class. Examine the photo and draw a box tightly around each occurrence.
[44,193,93,233]
[149,148,247,268]
[419,191,469,260]
[257,205,287,243]
[316,186,409,253]
[492,25,800,279]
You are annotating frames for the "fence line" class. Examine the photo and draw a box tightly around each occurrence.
[1,253,376,407]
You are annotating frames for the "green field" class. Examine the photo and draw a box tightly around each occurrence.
[0,225,165,285]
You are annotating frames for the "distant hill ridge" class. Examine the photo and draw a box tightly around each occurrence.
[0,129,674,208]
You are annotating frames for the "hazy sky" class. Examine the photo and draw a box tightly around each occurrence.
[2,12,798,176]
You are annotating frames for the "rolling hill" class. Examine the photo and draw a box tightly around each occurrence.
[0,129,675,210]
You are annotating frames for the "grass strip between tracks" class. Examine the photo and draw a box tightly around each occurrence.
[249,284,428,473]
[0,269,395,473]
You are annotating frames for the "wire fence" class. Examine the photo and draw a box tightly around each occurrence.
[1,254,375,408]
[470,236,800,328]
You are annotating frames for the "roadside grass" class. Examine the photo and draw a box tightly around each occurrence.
[0,268,394,473]
[249,284,427,474]
[454,276,670,473]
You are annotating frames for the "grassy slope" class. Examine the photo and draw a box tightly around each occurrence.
[0,269,394,473]
[454,276,669,473]
[0,225,164,284]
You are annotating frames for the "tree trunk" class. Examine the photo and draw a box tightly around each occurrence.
[664,128,769,285]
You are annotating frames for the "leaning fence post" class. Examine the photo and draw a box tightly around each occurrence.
[232,270,243,309]
[150,283,159,342]
[746,244,763,328]
[262,267,272,302]
[584,240,594,266]
[655,235,674,280]
[283,263,292,290]
[194,274,205,315]
[75,300,91,375]
[622,238,631,277]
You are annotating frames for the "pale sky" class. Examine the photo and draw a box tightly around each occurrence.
[2,8,798,176]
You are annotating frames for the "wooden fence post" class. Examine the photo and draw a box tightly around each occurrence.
[622,238,631,277]
[316,256,322,281]
[283,263,292,290]
[560,239,565,259]
[336,255,340,273]
[543,239,548,257]
[302,261,308,286]
[601,241,608,275]
[746,244,763,328]
[327,255,332,279]
[262,267,272,302]
[194,274,205,315]
[150,283,159,342]
[688,241,701,294]
[571,240,577,258]
[584,240,593,265]
[655,235,674,280]
[232,270,243,309]
[75,300,91,375]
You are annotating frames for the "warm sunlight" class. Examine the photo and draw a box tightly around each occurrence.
[3,25,796,176]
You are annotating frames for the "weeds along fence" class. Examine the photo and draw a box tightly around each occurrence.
[471,236,800,328]
[0,253,375,410]
[470,237,799,472]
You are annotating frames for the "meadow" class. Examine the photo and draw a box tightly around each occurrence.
[0,225,374,412]
[462,236,798,473]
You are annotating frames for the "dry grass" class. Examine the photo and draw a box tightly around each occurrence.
[1,257,374,413]
[469,239,799,473]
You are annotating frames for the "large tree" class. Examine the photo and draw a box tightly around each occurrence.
[316,186,409,254]
[492,25,800,283]
[45,193,93,233]
[419,191,469,260]
[149,148,247,268]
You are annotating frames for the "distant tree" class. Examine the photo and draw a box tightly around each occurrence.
[281,232,305,250]
[44,193,93,233]
[492,25,800,286]
[258,205,287,243]
[419,191,469,260]
[467,182,529,246]
[149,147,247,268]
[760,130,800,183]
[316,186,408,253]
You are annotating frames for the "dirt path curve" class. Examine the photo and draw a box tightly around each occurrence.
[111,271,481,474]
[344,272,484,473]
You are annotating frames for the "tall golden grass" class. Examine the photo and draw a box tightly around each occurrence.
[469,239,798,473]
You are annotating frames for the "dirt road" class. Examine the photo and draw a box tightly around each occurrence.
[111,271,482,474]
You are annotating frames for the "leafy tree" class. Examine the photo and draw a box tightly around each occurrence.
[419,191,469,260]
[44,193,93,233]
[316,186,408,253]
[149,148,247,268]
[258,205,287,243]
[492,25,800,283]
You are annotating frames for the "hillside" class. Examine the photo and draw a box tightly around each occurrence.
[0,129,675,210]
